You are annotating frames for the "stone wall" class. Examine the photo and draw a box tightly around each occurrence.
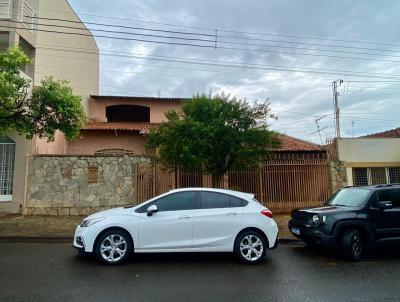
[330,160,348,192]
[26,155,148,216]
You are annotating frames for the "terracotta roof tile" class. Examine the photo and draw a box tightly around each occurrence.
[82,123,321,151]
[277,135,321,151]
[360,127,400,138]
[82,122,159,135]
[91,95,188,102]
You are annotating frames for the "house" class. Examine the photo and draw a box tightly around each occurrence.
[336,127,400,187]
[67,95,185,155]
[0,0,99,212]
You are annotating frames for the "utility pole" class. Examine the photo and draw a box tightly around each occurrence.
[351,120,355,137]
[332,79,343,138]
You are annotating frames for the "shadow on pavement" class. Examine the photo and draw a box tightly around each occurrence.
[285,241,400,263]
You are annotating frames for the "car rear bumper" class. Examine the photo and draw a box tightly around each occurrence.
[288,219,336,248]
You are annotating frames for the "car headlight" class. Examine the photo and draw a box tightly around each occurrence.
[312,214,320,224]
[80,217,105,227]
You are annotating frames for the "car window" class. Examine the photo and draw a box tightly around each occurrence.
[378,189,400,208]
[230,196,248,207]
[156,191,195,212]
[201,192,230,209]
[326,188,370,207]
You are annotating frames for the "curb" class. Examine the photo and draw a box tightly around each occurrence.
[0,236,73,243]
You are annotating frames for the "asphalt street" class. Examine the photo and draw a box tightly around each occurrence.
[0,242,399,302]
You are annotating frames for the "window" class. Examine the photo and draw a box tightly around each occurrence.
[230,196,248,207]
[353,167,400,186]
[353,168,368,186]
[201,192,230,209]
[0,0,12,19]
[378,189,400,208]
[155,191,195,212]
[326,188,370,207]
[106,105,150,122]
[0,136,15,201]
[370,168,386,185]
[389,168,400,184]
[200,192,247,209]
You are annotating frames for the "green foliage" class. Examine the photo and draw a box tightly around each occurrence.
[0,47,85,141]
[146,93,281,177]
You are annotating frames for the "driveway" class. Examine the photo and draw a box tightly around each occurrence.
[0,242,399,302]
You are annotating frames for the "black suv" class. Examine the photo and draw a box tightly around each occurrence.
[288,184,400,260]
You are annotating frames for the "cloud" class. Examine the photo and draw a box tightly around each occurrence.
[70,0,400,142]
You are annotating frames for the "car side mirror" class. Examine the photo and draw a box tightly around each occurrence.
[377,201,392,210]
[147,204,158,216]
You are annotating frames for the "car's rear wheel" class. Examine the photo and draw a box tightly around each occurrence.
[340,229,364,261]
[95,229,133,265]
[234,231,267,264]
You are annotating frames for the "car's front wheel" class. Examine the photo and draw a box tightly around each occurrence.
[340,229,364,261]
[95,229,133,265]
[234,231,267,264]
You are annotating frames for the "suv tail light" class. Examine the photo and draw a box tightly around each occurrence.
[261,209,273,218]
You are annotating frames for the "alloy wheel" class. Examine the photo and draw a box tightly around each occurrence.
[352,234,362,258]
[240,234,264,262]
[100,234,127,263]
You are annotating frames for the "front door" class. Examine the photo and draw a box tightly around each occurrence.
[138,191,196,250]
[372,189,400,241]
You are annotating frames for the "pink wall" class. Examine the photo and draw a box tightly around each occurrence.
[89,98,182,123]
[32,131,66,154]
[67,131,148,155]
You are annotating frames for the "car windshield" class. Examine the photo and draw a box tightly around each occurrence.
[326,188,370,207]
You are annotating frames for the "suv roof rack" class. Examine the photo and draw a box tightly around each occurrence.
[374,184,393,188]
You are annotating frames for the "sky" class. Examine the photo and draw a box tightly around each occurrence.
[68,0,400,143]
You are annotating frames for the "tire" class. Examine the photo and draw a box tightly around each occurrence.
[340,230,364,261]
[234,231,267,264]
[95,229,133,265]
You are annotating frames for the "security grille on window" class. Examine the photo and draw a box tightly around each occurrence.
[353,167,400,186]
[0,136,16,201]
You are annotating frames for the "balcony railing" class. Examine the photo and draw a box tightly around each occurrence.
[21,0,36,32]
[0,0,12,19]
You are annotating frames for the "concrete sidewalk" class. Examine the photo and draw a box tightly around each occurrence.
[0,212,296,241]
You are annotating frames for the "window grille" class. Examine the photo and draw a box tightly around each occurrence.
[0,136,16,201]
[389,167,400,184]
[353,167,400,186]
[0,0,12,19]
[21,1,36,32]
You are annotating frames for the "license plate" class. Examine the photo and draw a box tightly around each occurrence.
[291,227,301,235]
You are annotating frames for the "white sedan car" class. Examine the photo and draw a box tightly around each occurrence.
[73,188,279,264]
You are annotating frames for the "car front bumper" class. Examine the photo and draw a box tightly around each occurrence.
[288,220,336,248]
[73,225,96,253]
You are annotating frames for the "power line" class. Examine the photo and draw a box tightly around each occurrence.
[29,15,400,55]
[34,8,400,48]
[6,20,400,64]
[34,45,400,80]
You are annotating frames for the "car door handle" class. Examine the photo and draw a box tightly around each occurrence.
[227,212,238,216]
[179,215,190,219]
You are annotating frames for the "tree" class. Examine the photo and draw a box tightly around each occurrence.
[0,47,85,141]
[146,93,281,183]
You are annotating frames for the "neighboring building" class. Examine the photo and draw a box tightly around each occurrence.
[337,127,400,187]
[68,95,184,155]
[0,0,99,212]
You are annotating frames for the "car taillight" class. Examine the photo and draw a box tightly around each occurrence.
[261,209,273,218]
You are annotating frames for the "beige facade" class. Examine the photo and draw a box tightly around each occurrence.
[337,138,400,186]
[0,0,99,213]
